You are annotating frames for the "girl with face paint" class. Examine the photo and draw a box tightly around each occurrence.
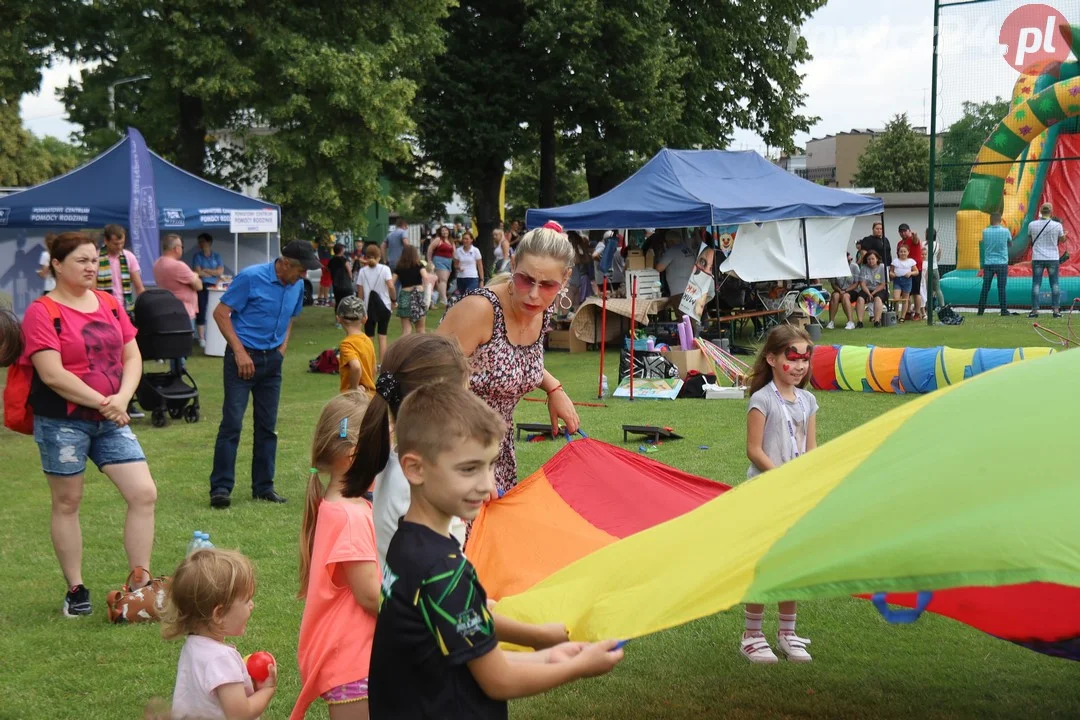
[739,325,819,665]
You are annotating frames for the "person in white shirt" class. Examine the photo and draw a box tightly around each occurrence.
[355,245,397,362]
[591,233,609,294]
[889,244,919,322]
[165,549,277,720]
[1028,202,1067,318]
[827,253,860,330]
[453,231,484,295]
[37,234,56,295]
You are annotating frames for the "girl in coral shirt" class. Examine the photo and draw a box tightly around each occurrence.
[292,391,379,719]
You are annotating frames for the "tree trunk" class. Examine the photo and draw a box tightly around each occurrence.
[177,94,207,175]
[585,162,628,243]
[473,163,504,274]
[585,162,624,199]
[539,113,556,207]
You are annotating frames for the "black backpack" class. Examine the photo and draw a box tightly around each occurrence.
[678,372,718,399]
[937,304,964,326]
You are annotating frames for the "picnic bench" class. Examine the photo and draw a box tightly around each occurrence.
[712,308,786,338]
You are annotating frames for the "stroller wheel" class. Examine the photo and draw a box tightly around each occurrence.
[151,409,167,428]
[169,407,184,419]
[184,406,200,424]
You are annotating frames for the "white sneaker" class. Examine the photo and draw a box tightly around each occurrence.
[740,634,778,664]
[825,321,835,330]
[777,632,812,662]
[844,321,856,330]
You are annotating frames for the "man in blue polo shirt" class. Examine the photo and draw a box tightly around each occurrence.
[208,240,320,508]
[977,213,1015,317]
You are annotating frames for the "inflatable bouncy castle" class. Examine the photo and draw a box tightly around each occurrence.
[941,21,1080,307]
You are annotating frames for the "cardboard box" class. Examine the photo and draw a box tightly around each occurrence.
[626,250,646,271]
[664,348,713,379]
[547,329,571,350]
[788,314,810,329]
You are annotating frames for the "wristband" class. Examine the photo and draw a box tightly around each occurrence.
[546,384,563,395]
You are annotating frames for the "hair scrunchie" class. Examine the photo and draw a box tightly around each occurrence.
[375,371,402,409]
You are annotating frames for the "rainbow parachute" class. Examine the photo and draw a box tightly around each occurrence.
[471,350,1080,660]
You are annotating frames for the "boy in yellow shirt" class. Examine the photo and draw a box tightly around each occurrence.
[337,295,377,394]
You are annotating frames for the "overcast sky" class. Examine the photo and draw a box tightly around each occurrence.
[21,0,1032,153]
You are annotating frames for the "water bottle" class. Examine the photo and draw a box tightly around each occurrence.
[186,531,204,555]
[187,532,215,555]
[601,374,609,397]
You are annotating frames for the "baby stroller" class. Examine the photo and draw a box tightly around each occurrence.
[133,289,200,427]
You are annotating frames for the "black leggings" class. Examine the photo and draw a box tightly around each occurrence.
[365,291,391,336]
[332,287,354,311]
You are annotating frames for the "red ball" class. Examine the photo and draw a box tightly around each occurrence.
[245,651,276,683]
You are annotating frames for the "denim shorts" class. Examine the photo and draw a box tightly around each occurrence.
[893,276,912,294]
[33,416,146,476]
[456,277,480,294]
[433,256,453,273]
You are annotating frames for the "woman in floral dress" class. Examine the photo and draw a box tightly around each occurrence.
[438,224,579,495]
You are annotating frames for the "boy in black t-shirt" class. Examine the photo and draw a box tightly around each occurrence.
[327,242,353,308]
[370,384,624,719]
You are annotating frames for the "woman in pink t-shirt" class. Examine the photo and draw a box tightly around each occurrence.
[18,231,157,618]
[293,391,379,719]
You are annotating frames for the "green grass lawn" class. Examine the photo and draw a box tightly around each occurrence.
[1,309,1076,719]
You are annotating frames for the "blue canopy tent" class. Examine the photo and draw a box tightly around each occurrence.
[0,135,278,230]
[527,149,884,284]
[526,149,882,230]
[0,134,280,300]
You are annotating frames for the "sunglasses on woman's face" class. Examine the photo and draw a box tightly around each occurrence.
[784,347,812,362]
[512,272,562,294]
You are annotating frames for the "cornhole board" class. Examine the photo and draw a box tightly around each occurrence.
[622,425,683,443]
[516,422,563,440]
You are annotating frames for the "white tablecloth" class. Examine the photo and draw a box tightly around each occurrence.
[204,289,227,357]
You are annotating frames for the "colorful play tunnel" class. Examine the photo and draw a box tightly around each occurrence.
[810,344,1054,394]
[485,350,1080,661]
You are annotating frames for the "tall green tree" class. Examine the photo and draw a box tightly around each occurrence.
[58,0,451,236]
[415,0,532,267]
[853,114,931,193]
[939,97,1011,191]
[525,0,825,197]
[0,0,56,104]
[0,106,86,187]
[525,0,684,197]
[504,149,589,223]
[418,0,823,262]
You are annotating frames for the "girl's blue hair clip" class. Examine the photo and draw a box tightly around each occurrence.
[339,417,349,438]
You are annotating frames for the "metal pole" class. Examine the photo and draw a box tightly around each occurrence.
[926,0,941,326]
[107,75,151,132]
[629,277,638,401]
[800,218,810,281]
[598,277,608,399]
[233,232,238,276]
[266,232,271,263]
